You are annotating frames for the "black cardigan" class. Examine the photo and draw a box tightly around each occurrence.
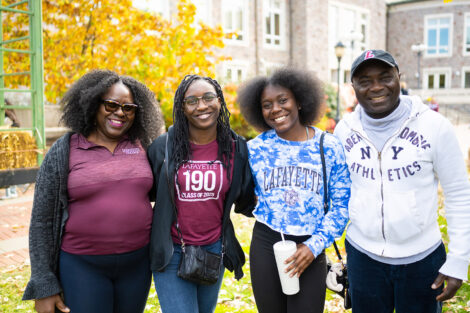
[147,127,255,279]
[23,133,72,300]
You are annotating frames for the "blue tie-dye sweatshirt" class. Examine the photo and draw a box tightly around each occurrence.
[247,128,351,257]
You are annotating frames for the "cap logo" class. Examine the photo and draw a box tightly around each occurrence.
[364,50,375,60]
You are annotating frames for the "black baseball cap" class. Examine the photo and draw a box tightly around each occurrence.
[350,49,399,81]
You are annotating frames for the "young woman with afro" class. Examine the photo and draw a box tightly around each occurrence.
[237,67,351,313]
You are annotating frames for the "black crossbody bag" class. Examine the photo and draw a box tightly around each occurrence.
[320,132,352,309]
[164,133,223,285]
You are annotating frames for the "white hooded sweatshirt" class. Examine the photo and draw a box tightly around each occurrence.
[334,95,470,281]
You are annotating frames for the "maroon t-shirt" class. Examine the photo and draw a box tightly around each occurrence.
[171,140,233,245]
[61,134,153,255]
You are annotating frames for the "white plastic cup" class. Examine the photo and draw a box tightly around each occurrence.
[273,240,300,295]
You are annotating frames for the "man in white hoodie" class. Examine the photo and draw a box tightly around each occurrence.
[334,49,470,313]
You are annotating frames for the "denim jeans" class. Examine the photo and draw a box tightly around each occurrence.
[153,239,225,313]
[346,240,445,313]
[59,245,151,313]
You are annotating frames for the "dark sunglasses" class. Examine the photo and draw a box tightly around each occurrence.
[183,93,218,107]
[102,99,138,114]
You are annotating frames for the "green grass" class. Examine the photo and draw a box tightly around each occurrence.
[0,264,34,312]
[1,207,469,312]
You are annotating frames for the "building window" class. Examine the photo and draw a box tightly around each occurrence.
[223,0,247,42]
[358,13,368,52]
[462,68,470,88]
[426,74,445,89]
[224,63,247,83]
[263,0,285,47]
[465,13,470,54]
[263,62,284,76]
[425,15,452,56]
[465,72,470,88]
[329,5,369,53]
[328,3,369,83]
[423,68,451,89]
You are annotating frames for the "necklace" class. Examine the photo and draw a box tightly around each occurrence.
[306,126,309,140]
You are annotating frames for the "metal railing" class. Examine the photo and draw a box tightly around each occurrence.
[0,0,45,165]
[0,0,44,187]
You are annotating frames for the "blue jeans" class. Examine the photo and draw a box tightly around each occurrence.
[59,245,151,313]
[346,240,445,313]
[153,239,225,313]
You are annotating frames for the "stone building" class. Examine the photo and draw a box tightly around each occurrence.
[144,0,388,85]
[40,0,388,140]
[387,0,470,105]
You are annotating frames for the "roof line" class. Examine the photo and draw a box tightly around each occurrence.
[387,0,428,7]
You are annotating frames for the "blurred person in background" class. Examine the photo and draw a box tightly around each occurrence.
[1,98,21,199]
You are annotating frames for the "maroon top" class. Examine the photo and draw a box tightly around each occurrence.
[171,140,233,245]
[61,134,153,255]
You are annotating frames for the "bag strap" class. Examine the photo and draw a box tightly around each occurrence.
[164,130,225,255]
[165,131,186,249]
[320,132,343,263]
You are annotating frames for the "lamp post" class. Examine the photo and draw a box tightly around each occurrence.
[411,43,426,89]
[334,41,346,123]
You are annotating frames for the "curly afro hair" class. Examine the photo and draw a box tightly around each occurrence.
[237,67,324,132]
[60,69,164,148]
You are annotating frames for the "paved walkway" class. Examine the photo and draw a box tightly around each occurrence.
[0,187,32,268]
[0,122,469,269]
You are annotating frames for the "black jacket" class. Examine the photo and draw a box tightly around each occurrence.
[147,127,255,279]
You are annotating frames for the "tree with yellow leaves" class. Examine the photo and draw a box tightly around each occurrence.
[3,0,228,126]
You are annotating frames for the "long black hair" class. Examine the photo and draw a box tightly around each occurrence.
[60,69,164,148]
[172,74,233,176]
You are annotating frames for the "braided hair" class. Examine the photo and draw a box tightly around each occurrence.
[172,74,233,177]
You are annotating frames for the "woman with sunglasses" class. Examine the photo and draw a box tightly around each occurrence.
[147,74,255,313]
[23,69,164,313]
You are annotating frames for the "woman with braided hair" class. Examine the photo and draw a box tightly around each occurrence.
[147,74,256,313]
